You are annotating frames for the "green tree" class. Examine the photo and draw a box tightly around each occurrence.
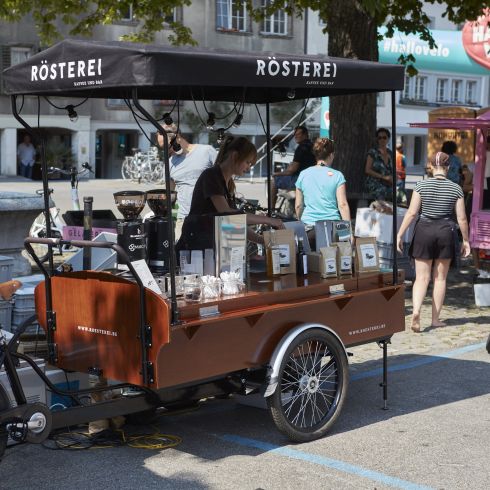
[0,0,196,45]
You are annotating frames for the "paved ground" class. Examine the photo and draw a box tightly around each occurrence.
[1,176,489,489]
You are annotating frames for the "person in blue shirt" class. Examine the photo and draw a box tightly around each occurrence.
[295,137,351,226]
[441,140,462,186]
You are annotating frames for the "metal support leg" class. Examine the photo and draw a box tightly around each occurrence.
[377,339,389,410]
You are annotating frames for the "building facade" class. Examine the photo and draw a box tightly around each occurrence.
[0,1,307,178]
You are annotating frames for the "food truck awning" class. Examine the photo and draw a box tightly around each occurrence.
[2,39,404,102]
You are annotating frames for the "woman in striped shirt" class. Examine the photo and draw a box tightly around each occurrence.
[397,152,470,333]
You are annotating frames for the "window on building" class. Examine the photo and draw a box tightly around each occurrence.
[466,81,477,104]
[261,0,288,35]
[414,76,427,101]
[436,78,448,102]
[10,47,31,66]
[402,74,412,100]
[120,4,134,21]
[164,7,181,24]
[216,0,248,32]
[451,79,462,103]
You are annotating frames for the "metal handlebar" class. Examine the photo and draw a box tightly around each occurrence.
[24,236,138,281]
[47,163,92,176]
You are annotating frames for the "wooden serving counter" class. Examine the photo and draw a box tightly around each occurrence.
[34,269,405,389]
[176,270,404,323]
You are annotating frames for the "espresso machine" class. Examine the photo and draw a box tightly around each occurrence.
[145,189,176,274]
[113,191,147,269]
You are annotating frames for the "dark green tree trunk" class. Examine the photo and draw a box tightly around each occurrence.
[326,0,379,195]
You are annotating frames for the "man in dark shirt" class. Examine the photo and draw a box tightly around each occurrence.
[271,125,315,208]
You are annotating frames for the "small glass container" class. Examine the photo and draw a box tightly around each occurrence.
[201,278,221,299]
[221,279,246,296]
[183,282,202,303]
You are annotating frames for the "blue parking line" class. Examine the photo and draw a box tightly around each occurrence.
[351,342,487,381]
[220,434,433,490]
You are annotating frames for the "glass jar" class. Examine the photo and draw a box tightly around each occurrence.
[183,282,202,303]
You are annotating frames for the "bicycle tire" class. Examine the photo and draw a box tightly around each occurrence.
[121,157,133,180]
[267,328,348,442]
[0,384,9,461]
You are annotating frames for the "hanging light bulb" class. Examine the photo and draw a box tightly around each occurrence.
[216,128,225,144]
[232,114,243,128]
[206,112,216,130]
[163,113,173,125]
[287,88,296,100]
[66,105,78,123]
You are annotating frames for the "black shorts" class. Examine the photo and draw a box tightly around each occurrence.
[409,218,455,260]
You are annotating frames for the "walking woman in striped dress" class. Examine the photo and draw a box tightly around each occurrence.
[396,152,471,333]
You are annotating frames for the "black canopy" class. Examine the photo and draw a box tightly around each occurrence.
[3,39,404,102]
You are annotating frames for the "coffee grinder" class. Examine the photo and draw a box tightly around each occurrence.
[145,189,176,275]
[113,190,147,269]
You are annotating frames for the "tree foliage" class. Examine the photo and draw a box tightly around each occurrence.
[0,0,196,46]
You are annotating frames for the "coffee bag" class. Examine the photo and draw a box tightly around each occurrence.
[355,237,379,274]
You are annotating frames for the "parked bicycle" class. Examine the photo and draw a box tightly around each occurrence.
[121,147,164,184]
[28,163,93,263]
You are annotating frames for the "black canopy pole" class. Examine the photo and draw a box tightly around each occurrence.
[11,95,56,362]
[391,90,398,286]
[266,102,272,216]
[131,88,179,325]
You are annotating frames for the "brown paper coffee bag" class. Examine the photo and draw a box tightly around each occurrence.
[355,237,379,274]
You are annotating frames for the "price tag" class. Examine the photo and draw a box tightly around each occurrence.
[329,284,345,295]
[199,305,220,318]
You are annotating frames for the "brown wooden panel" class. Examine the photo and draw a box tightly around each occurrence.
[35,272,169,386]
[154,285,405,389]
[34,270,404,391]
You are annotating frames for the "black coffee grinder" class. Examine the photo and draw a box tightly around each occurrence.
[113,190,147,269]
[145,189,176,275]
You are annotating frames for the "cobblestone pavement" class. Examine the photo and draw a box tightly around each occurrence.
[349,257,490,368]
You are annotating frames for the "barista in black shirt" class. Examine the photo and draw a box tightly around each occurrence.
[181,136,284,247]
[271,125,315,208]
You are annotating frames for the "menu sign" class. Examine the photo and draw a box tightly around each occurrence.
[462,9,490,70]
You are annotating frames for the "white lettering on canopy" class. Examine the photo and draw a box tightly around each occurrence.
[31,58,102,81]
[256,58,337,79]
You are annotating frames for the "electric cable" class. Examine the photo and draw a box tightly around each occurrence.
[42,425,182,451]
[123,98,154,146]
[43,96,88,110]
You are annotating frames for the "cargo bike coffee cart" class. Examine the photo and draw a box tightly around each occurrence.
[0,40,405,455]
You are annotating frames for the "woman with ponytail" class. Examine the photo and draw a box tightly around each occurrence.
[397,151,470,332]
[185,135,284,243]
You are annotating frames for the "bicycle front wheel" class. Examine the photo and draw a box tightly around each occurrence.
[26,212,62,263]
